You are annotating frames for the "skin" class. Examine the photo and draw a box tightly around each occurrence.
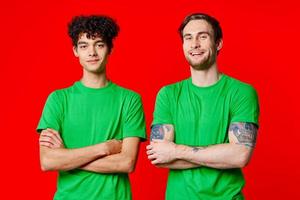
[147,125,198,169]
[147,123,257,169]
[39,33,141,173]
[73,33,109,75]
[40,129,140,173]
[39,129,122,171]
[183,19,223,87]
[81,137,141,173]
[146,19,258,169]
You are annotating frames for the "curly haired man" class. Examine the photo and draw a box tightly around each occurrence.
[37,15,146,200]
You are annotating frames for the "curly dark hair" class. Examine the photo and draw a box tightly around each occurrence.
[178,13,222,43]
[68,15,119,53]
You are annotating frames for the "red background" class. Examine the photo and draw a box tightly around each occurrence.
[1,0,299,199]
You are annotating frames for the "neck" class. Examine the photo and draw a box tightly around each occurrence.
[81,70,108,88]
[190,63,221,87]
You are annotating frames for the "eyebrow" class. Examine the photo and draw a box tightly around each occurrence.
[77,39,104,45]
[94,38,104,42]
[77,41,88,45]
[183,31,211,38]
[95,40,105,44]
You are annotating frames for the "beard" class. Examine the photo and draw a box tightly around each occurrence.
[186,52,216,71]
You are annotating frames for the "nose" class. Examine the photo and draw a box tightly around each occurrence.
[88,46,97,57]
[191,38,201,49]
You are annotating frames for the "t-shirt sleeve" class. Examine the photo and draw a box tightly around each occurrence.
[122,93,146,140]
[36,91,63,133]
[152,87,173,126]
[230,85,260,126]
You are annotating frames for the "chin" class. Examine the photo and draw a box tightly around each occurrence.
[91,69,105,74]
[190,61,211,71]
[84,65,105,73]
[191,65,210,71]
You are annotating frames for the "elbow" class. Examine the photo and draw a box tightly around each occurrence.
[40,157,53,172]
[41,164,50,172]
[41,160,67,172]
[121,157,136,173]
[40,164,47,172]
[40,155,61,171]
[236,157,250,168]
[235,151,252,168]
[40,148,58,171]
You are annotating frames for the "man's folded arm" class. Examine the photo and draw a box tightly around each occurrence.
[172,122,257,169]
[147,122,258,169]
[39,128,121,171]
[80,137,141,173]
[147,124,198,169]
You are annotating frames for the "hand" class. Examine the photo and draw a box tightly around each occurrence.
[39,128,65,149]
[146,140,177,165]
[105,139,122,155]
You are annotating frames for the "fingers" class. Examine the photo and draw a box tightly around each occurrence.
[39,141,53,148]
[146,146,157,161]
[39,129,64,148]
[146,149,154,155]
[151,158,162,165]
[39,130,54,147]
[46,128,63,142]
[146,144,153,150]
[42,129,62,143]
[148,154,156,160]
[40,131,62,145]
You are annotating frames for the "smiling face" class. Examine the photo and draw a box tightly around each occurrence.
[182,19,222,70]
[73,33,109,74]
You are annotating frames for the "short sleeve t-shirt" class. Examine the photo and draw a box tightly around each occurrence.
[37,81,146,200]
[152,74,259,200]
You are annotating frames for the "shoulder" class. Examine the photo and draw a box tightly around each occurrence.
[223,75,259,110]
[225,75,258,97]
[157,79,189,97]
[47,84,74,102]
[112,83,142,101]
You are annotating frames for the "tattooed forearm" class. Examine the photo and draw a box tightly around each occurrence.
[150,124,165,141]
[164,125,171,132]
[192,147,206,153]
[150,124,174,141]
[229,122,258,148]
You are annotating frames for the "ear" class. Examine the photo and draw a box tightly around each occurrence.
[216,39,223,51]
[73,46,79,57]
[109,47,113,55]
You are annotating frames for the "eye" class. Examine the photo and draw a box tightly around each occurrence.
[79,45,87,49]
[200,34,208,39]
[184,36,192,41]
[97,44,105,48]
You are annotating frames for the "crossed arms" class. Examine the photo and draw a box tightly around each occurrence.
[40,121,257,172]
[146,122,258,169]
[39,128,140,173]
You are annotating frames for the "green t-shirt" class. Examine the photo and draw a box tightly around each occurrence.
[37,81,146,200]
[152,74,259,200]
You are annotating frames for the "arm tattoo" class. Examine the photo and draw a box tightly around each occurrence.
[164,125,172,132]
[192,147,206,153]
[150,124,165,141]
[229,122,258,148]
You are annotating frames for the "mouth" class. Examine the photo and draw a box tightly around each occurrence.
[86,59,100,64]
[189,51,205,57]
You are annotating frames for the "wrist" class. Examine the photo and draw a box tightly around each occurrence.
[174,144,185,160]
[96,142,109,157]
